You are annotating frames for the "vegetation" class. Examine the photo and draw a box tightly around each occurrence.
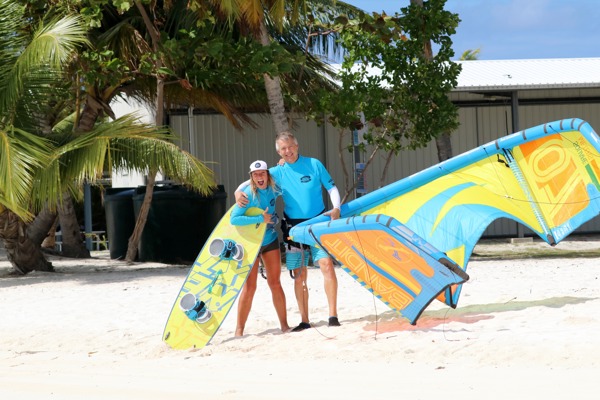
[0,1,215,273]
[307,0,461,199]
[1,0,465,273]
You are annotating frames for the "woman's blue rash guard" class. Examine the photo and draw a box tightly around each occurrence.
[230,185,280,246]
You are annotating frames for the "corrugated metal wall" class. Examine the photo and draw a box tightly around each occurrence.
[169,93,600,237]
[170,113,328,204]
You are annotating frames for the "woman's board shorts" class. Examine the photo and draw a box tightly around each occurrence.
[259,238,279,255]
[286,245,328,270]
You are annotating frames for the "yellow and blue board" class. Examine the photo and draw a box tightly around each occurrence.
[163,206,265,350]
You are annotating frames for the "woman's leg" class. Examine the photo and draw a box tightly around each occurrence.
[235,258,259,336]
[262,248,290,332]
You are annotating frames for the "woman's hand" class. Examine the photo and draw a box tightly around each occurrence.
[262,207,272,224]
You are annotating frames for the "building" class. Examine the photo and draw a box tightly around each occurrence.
[169,57,600,237]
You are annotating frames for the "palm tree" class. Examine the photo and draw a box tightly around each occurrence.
[17,0,350,264]
[0,1,89,272]
[412,0,457,162]
[206,0,361,133]
[77,0,349,261]
[0,1,216,274]
[15,0,254,262]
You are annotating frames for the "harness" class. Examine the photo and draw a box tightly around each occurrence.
[280,210,324,251]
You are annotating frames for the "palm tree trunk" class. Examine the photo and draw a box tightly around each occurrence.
[7,97,99,265]
[0,210,53,274]
[46,99,106,259]
[124,0,164,263]
[58,194,90,258]
[27,207,58,245]
[257,22,290,134]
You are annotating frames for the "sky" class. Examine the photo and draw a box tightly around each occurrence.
[342,0,600,60]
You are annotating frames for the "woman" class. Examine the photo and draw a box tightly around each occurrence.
[230,160,290,336]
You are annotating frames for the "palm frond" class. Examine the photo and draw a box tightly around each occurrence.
[0,127,54,219]
[0,13,88,117]
[31,114,216,211]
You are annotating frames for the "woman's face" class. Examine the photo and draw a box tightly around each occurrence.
[251,170,269,189]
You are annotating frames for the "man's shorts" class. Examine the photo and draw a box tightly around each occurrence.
[285,245,328,270]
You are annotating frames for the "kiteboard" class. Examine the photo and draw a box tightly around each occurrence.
[162,206,266,350]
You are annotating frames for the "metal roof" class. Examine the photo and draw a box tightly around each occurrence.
[455,58,600,92]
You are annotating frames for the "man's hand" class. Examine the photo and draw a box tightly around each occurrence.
[234,191,249,207]
[262,207,272,224]
[325,207,341,221]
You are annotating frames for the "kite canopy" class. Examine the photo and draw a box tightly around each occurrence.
[291,118,600,323]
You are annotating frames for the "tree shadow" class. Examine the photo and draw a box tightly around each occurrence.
[0,261,190,287]
[361,296,597,333]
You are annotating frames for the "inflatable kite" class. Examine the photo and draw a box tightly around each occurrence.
[290,118,600,324]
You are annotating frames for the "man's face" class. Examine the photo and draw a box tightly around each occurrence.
[276,139,299,164]
[251,170,268,189]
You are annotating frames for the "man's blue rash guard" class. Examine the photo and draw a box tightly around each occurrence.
[230,186,280,246]
[269,155,335,219]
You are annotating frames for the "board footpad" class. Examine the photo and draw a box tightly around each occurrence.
[179,293,212,323]
[208,238,244,261]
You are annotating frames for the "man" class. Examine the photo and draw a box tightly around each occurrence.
[235,131,341,331]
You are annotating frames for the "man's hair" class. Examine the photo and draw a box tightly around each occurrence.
[275,131,298,151]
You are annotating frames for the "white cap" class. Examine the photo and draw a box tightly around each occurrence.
[249,160,268,173]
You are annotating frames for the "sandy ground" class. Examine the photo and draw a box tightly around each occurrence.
[0,237,599,399]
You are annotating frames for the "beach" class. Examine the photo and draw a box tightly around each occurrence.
[1,237,599,399]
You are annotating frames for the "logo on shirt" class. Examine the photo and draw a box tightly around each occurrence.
[300,176,311,183]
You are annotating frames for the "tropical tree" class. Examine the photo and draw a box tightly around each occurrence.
[0,1,215,274]
[18,0,253,262]
[13,0,355,265]
[0,1,89,272]
[307,0,461,199]
[412,0,455,163]
[72,0,352,261]
[202,0,361,133]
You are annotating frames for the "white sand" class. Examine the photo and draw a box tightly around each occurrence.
[1,238,599,399]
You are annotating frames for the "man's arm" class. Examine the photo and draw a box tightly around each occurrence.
[325,186,341,220]
[234,179,251,207]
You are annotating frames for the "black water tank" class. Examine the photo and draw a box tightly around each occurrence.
[132,185,227,263]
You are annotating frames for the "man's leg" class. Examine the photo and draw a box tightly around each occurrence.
[287,247,311,331]
[293,266,309,324]
[317,253,339,326]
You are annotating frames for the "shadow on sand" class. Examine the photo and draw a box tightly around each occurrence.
[359,296,597,333]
